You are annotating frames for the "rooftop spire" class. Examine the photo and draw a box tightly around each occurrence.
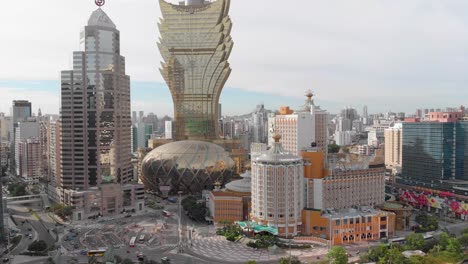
[88,8,116,28]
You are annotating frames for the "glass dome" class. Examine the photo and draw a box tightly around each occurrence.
[141,140,235,194]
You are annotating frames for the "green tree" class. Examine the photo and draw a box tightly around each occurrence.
[457,233,468,249]
[181,196,197,210]
[27,240,48,252]
[30,185,41,194]
[8,183,27,197]
[328,144,340,154]
[437,232,450,250]
[219,219,231,228]
[187,203,207,222]
[408,255,443,264]
[327,246,348,264]
[51,203,73,219]
[405,233,425,250]
[361,244,388,262]
[278,256,302,264]
[445,238,462,255]
[378,248,407,264]
[245,261,257,264]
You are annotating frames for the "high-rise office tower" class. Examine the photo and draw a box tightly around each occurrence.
[0,116,11,143]
[146,113,159,133]
[158,0,233,141]
[10,100,32,171]
[399,111,468,194]
[10,101,32,141]
[341,107,358,122]
[138,111,144,123]
[61,8,132,189]
[0,179,4,244]
[59,7,143,219]
[135,122,153,149]
[132,111,137,125]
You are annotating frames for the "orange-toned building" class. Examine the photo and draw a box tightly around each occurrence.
[301,208,395,245]
[207,171,251,223]
[302,150,329,180]
[300,150,395,244]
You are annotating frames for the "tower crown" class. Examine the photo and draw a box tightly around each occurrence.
[88,8,116,28]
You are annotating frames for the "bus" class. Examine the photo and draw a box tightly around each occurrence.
[387,233,434,247]
[129,237,137,247]
[139,234,145,243]
[87,248,107,257]
[388,237,406,244]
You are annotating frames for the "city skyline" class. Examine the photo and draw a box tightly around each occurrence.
[2,0,468,116]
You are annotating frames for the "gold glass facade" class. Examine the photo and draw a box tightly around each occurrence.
[158,0,233,141]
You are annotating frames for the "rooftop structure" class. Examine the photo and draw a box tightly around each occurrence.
[141,140,235,195]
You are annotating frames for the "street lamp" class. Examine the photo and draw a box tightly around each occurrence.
[177,191,183,253]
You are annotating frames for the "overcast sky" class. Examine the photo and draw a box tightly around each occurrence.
[1,0,468,116]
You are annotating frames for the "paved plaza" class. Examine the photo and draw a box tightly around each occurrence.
[189,232,329,263]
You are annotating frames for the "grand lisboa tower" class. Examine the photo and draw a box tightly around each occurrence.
[158,0,233,141]
[141,0,235,195]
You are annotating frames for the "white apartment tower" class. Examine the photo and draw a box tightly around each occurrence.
[268,92,329,155]
[49,119,61,186]
[384,123,403,170]
[269,109,315,156]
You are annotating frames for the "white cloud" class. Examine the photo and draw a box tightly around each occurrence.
[1,0,468,113]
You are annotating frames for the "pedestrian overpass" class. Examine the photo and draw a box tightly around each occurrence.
[4,193,51,208]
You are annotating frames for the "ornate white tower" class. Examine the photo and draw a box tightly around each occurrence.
[251,133,304,238]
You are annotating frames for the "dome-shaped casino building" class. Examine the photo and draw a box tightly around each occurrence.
[141,140,235,195]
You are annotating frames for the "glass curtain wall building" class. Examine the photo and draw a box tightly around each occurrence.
[60,8,132,190]
[399,122,468,193]
[158,0,233,141]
